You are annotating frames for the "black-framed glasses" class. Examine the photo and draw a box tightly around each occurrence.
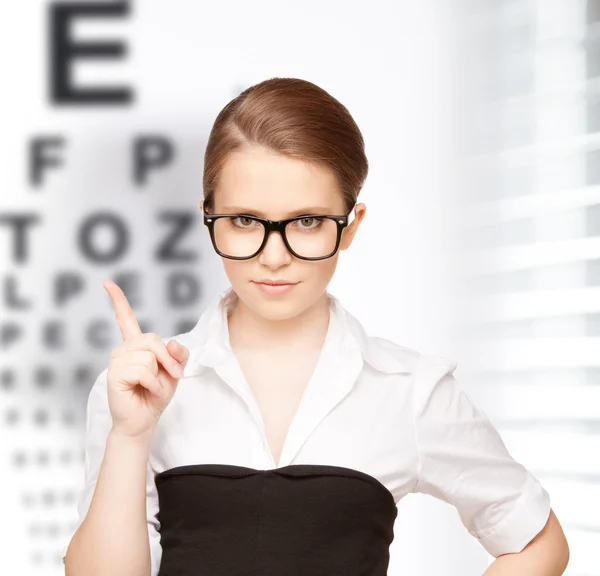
[203,206,355,261]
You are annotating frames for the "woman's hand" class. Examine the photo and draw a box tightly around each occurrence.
[103,279,189,440]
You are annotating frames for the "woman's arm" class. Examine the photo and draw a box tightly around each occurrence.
[482,508,569,576]
[64,427,154,576]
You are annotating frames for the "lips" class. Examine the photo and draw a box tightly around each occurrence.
[253,281,299,295]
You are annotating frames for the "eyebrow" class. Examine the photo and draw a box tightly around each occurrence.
[219,206,336,218]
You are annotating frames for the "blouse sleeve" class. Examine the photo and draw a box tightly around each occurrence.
[62,368,163,576]
[411,353,552,558]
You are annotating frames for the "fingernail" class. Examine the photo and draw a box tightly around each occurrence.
[175,364,184,378]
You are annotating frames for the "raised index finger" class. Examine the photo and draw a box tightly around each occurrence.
[102,280,142,341]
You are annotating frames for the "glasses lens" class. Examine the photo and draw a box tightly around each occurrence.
[285,217,338,258]
[213,216,339,259]
[213,217,265,258]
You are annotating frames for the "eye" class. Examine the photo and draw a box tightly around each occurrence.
[231,216,257,228]
[295,217,323,230]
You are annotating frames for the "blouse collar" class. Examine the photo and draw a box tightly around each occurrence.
[185,286,410,375]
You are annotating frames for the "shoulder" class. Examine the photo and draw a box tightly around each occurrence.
[361,332,464,423]
[359,329,458,380]
[338,296,457,378]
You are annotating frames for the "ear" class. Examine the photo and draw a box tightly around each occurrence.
[198,199,204,212]
[339,203,366,251]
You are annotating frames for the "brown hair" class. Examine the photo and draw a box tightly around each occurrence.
[202,77,368,214]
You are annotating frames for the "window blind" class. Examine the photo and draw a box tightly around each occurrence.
[459,1,598,573]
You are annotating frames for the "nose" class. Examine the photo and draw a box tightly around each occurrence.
[258,229,292,266]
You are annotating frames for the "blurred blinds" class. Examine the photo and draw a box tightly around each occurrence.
[459,0,599,574]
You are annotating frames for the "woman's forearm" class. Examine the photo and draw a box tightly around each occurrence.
[482,509,569,576]
[64,428,155,576]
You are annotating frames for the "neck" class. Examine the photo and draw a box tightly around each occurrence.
[227,292,331,353]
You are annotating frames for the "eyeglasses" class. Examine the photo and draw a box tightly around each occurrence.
[203,206,355,261]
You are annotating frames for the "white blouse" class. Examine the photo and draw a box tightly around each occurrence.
[63,286,551,575]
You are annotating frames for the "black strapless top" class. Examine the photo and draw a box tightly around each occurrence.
[155,464,398,576]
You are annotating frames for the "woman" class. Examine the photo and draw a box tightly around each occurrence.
[63,77,569,576]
